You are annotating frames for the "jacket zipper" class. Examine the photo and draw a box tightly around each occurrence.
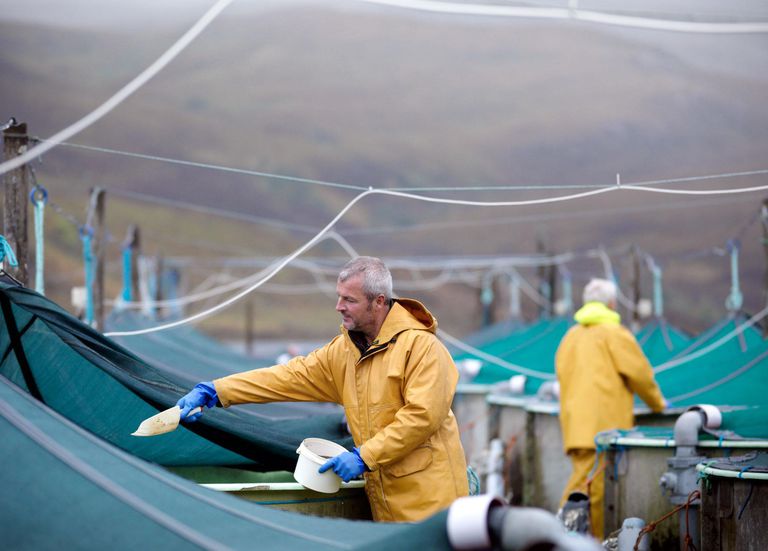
[357,342,389,364]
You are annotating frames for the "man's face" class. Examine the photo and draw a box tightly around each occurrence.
[335,275,376,334]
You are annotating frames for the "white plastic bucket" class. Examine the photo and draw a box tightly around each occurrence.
[294,438,348,493]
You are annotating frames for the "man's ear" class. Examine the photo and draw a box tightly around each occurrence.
[375,294,387,308]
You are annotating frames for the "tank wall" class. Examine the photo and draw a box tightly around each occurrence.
[525,411,570,512]
[452,391,490,467]
[701,476,768,551]
[232,487,372,519]
[604,445,729,551]
[495,403,528,504]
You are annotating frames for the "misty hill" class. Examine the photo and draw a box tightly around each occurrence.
[1,2,767,339]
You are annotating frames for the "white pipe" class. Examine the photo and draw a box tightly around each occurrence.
[696,464,768,481]
[617,518,649,551]
[200,480,366,492]
[485,439,505,498]
[499,507,602,551]
[447,494,506,550]
[596,436,768,449]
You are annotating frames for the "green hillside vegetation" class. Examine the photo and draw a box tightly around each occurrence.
[2,4,767,342]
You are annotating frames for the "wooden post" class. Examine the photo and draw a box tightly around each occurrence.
[90,188,106,330]
[245,299,254,355]
[121,224,142,302]
[155,254,164,320]
[630,245,641,332]
[490,274,510,324]
[2,121,29,284]
[536,232,555,318]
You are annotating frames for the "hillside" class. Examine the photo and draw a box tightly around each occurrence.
[1,2,768,340]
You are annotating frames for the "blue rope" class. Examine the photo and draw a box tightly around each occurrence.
[652,265,664,317]
[80,227,94,325]
[587,442,609,480]
[30,186,48,294]
[466,465,481,496]
[0,236,18,267]
[121,247,132,303]
[697,460,715,493]
[737,483,755,520]
[737,465,753,479]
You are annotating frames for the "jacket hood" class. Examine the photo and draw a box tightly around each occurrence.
[574,301,621,326]
[377,298,437,343]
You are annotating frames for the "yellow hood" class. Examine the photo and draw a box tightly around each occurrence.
[574,301,620,326]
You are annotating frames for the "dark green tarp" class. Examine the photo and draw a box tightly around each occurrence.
[652,314,768,439]
[454,317,571,392]
[453,316,693,392]
[106,310,278,380]
[0,279,350,468]
[0,373,451,550]
[447,318,526,353]
[635,317,692,366]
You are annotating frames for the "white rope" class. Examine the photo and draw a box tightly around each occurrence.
[506,267,552,308]
[105,190,377,336]
[653,306,768,374]
[667,347,768,404]
[113,233,354,310]
[0,0,234,178]
[51,141,768,194]
[438,329,556,380]
[355,0,768,33]
[124,248,587,309]
[622,183,768,196]
[105,182,765,336]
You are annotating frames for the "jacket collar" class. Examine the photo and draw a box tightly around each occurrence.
[343,298,437,355]
[573,301,621,326]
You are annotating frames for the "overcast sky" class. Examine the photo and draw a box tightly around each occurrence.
[0,0,329,30]
[3,0,768,30]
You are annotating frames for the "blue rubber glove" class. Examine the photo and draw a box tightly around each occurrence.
[318,447,367,482]
[176,381,217,422]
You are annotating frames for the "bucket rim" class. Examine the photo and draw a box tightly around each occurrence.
[297,437,348,466]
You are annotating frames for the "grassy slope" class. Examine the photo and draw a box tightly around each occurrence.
[1,6,767,339]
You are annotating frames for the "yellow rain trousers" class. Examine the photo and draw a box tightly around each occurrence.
[214,298,469,522]
[556,301,665,539]
[561,449,605,540]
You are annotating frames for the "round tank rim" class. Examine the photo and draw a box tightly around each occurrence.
[696,464,768,480]
[595,436,768,449]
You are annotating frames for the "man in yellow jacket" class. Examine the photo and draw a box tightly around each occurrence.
[177,256,469,522]
[555,278,666,540]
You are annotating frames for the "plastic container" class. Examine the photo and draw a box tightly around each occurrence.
[294,438,348,493]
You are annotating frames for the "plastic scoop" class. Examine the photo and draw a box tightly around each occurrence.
[131,405,202,437]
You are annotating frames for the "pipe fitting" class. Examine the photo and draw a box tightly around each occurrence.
[673,410,704,455]
[447,497,602,551]
[447,494,506,550]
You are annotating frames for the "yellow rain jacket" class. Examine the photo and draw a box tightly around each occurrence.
[555,302,665,452]
[213,298,469,522]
